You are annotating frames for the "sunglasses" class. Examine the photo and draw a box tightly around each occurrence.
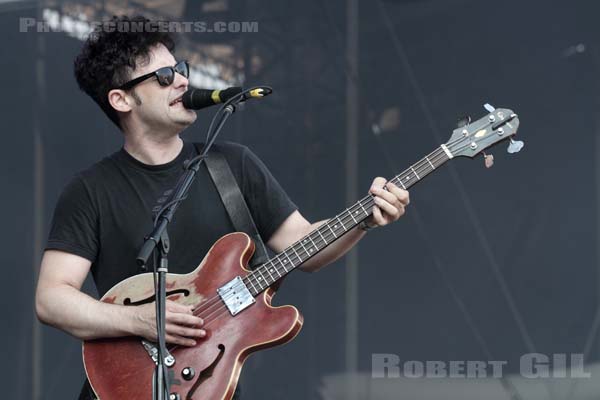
[118,60,189,90]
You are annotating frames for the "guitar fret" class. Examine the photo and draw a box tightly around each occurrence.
[359,201,369,216]
[269,262,282,278]
[336,216,346,231]
[353,206,364,219]
[257,268,268,286]
[316,228,328,245]
[283,251,294,268]
[277,256,289,272]
[411,166,420,180]
[245,279,253,294]
[398,179,406,189]
[291,246,303,263]
[298,240,310,257]
[426,157,435,170]
[264,264,276,281]
[251,278,261,294]
[348,208,358,223]
[307,235,319,252]
[246,276,257,293]
[327,223,338,238]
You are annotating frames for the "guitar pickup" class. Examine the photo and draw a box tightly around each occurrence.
[217,276,255,316]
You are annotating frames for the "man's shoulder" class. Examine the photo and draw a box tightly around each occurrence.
[64,149,123,193]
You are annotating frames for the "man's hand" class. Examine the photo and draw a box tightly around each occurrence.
[133,300,206,347]
[366,177,410,228]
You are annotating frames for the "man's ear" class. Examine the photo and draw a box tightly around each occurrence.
[108,89,133,113]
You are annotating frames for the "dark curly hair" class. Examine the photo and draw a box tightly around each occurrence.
[74,16,175,128]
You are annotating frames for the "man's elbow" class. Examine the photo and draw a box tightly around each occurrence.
[35,283,65,327]
[34,288,52,325]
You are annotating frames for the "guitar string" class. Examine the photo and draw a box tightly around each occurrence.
[164,134,484,353]
[188,130,481,317]
[197,129,498,323]
[187,146,449,318]
[187,147,455,327]
[188,132,486,326]
[178,133,477,323]
[187,138,472,323]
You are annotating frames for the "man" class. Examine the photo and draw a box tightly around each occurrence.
[35,16,409,399]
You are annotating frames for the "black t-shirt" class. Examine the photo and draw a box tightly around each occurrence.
[46,141,297,297]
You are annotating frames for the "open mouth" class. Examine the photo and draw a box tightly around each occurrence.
[169,97,183,106]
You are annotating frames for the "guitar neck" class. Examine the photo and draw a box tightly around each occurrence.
[245,145,453,294]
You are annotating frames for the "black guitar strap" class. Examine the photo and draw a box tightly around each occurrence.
[195,143,269,269]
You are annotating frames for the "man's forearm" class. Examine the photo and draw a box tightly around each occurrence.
[36,284,137,340]
[299,220,366,272]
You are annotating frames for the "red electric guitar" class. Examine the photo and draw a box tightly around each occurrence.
[83,105,522,399]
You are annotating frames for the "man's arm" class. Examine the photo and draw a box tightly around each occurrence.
[267,178,409,272]
[35,250,205,346]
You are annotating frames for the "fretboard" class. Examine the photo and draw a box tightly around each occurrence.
[242,145,452,295]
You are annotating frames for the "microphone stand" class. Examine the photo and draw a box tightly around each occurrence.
[135,87,264,400]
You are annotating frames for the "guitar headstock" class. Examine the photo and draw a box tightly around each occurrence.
[444,104,522,159]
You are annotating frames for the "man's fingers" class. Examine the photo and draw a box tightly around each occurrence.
[372,204,385,225]
[166,323,206,339]
[371,187,400,207]
[165,300,204,327]
[165,334,197,347]
[370,180,410,207]
[386,182,410,205]
[374,197,404,220]
[167,311,204,327]
[166,299,194,314]
[365,176,409,228]
[370,176,387,191]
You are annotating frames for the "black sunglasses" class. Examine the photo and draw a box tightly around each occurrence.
[118,60,189,90]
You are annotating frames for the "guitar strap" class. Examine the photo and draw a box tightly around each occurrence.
[195,143,269,269]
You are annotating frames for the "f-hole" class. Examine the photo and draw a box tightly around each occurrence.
[123,289,190,306]
[186,344,226,400]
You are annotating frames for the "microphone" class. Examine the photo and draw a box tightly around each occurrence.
[182,87,272,110]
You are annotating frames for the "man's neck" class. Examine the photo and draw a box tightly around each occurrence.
[123,133,184,166]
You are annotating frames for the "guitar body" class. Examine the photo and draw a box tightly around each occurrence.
[82,232,303,400]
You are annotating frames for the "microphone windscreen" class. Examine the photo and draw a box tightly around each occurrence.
[182,89,212,110]
[182,87,244,110]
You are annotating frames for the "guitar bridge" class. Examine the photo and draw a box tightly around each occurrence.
[217,276,255,316]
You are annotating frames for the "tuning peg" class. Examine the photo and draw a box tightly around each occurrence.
[483,103,495,113]
[507,138,524,154]
[456,116,471,128]
[483,152,494,168]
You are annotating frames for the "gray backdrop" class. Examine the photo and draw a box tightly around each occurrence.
[2,0,599,399]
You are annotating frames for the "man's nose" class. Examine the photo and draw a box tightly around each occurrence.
[173,70,189,89]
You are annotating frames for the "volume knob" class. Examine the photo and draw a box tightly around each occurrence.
[182,367,195,381]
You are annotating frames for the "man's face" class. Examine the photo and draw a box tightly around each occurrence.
[125,43,197,132]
